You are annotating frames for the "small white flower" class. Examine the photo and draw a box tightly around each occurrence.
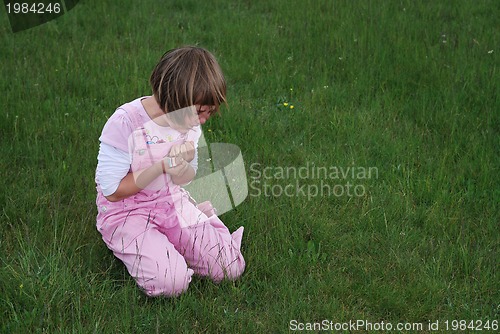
[488,50,494,54]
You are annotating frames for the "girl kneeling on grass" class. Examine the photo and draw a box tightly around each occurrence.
[94,46,245,297]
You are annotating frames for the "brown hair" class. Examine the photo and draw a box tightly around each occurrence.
[150,46,227,115]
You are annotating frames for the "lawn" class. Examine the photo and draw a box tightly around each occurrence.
[0,0,498,333]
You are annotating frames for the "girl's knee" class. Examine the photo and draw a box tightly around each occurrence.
[225,259,245,281]
[140,268,194,297]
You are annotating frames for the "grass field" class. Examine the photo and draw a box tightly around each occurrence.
[1,0,499,333]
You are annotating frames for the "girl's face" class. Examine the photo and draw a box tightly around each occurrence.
[195,105,215,125]
[168,105,215,133]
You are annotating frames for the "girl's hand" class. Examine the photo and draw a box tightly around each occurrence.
[162,156,190,177]
[169,141,195,162]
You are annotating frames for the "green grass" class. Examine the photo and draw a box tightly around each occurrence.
[1,0,499,332]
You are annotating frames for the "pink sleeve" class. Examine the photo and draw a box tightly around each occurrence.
[98,109,134,152]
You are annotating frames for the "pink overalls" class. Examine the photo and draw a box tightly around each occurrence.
[95,102,245,297]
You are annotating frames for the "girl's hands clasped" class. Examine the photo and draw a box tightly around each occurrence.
[168,141,195,162]
[162,141,195,178]
[161,155,190,177]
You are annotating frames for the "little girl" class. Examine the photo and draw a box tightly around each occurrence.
[95,46,245,297]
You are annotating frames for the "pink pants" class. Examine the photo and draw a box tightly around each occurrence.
[96,191,245,297]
